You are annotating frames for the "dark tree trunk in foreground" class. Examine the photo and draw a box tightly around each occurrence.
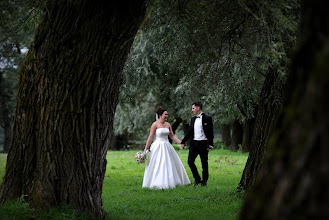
[0,1,145,218]
[239,1,329,219]
[238,68,283,190]
[0,71,13,153]
[231,119,243,151]
[220,123,231,147]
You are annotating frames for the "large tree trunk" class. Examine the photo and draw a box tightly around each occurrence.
[0,1,145,218]
[220,123,231,147]
[231,119,243,151]
[238,67,283,190]
[0,70,13,153]
[238,1,329,219]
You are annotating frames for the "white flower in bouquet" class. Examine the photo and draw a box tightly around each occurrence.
[135,150,150,164]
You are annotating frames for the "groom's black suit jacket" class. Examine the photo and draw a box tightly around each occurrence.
[181,113,214,146]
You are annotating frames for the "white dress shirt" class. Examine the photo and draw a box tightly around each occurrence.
[193,113,208,141]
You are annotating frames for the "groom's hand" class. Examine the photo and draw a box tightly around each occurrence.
[180,144,185,149]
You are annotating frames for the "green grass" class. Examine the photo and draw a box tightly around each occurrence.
[0,148,248,219]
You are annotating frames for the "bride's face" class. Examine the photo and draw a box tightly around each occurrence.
[161,111,169,121]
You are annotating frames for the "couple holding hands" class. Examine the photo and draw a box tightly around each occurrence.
[142,102,214,189]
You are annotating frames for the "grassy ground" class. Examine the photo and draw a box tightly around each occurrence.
[0,148,248,219]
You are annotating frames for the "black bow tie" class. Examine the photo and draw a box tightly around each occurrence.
[196,116,200,118]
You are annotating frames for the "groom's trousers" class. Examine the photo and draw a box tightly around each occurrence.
[188,140,209,182]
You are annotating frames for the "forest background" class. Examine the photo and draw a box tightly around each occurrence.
[0,0,299,154]
[2,0,328,219]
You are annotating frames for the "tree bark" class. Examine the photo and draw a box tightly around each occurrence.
[238,101,258,153]
[231,119,243,151]
[238,67,283,190]
[220,123,231,147]
[241,117,255,153]
[0,70,13,153]
[238,1,329,219]
[0,1,145,218]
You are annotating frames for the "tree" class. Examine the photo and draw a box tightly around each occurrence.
[220,123,231,147]
[238,0,329,218]
[238,0,300,190]
[238,68,284,189]
[115,0,267,145]
[0,0,146,218]
[0,70,14,152]
[0,0,38,152]
[231,119,243,151]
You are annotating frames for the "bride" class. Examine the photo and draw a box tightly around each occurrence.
[142,106,191,189]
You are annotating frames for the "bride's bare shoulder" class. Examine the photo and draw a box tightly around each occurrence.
[151,122,158,129]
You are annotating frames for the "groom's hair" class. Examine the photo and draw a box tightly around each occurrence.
[192,102,202,110]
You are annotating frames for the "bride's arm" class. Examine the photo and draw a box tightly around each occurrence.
[168,124,181,144]
[144,123,157,152]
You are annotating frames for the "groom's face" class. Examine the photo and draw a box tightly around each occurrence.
[191,105,200,115]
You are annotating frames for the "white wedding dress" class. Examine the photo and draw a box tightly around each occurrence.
[142,128,191,189]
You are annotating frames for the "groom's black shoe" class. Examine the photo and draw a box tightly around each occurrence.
[201,180,207,187]
[193,180,201,186]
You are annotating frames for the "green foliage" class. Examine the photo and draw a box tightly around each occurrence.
[0,0,40,141]
[0,149,248,219]
[171,143,182,151]
[114,0,300,140]
[0,196,33,220]
[0,198,93,220]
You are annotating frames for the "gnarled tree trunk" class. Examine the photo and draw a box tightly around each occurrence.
[238,1,329,219]
[0,1,145,218]
[238,67,283,190]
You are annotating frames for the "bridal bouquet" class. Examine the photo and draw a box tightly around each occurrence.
[135,150,150,164]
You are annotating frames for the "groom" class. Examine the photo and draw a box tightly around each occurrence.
[181,102,214,186]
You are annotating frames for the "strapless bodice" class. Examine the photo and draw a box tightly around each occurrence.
[154,128,169,142]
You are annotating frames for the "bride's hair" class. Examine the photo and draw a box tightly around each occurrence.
[156,106,167,119]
